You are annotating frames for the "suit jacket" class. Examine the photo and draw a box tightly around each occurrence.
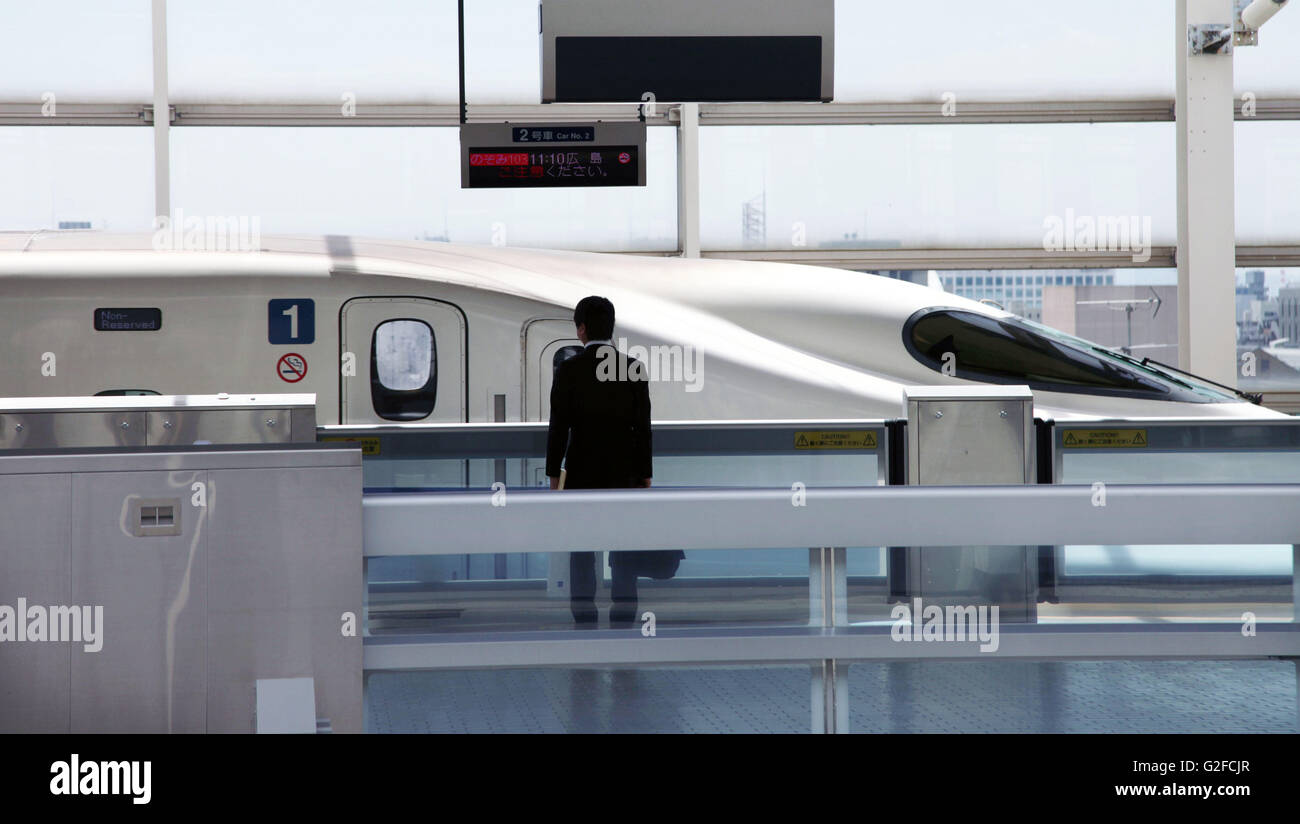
[546,344,652,489]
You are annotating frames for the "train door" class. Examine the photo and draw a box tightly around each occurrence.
[340,297,467,424]
[522,317,582,422]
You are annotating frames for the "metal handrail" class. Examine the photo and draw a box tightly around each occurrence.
[363,483,1300,557]
[321,418,888,458]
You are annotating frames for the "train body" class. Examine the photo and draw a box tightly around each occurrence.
[0,232,1280,423]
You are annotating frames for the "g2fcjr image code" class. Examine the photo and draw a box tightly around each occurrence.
[466,146,640,188]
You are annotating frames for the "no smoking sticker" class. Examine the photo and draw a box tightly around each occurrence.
[277,353,308,383]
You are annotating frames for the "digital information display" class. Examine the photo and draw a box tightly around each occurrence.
[93,307,161,331]
[460,122,645,189]
[467,146,639,188]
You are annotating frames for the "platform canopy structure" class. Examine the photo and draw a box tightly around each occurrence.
[1,0,1299,389]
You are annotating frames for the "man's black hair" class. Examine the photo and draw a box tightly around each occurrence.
[574,295,615,340]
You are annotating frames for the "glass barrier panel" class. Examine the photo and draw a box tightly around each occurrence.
[1057,444,1300,577]
[362,453,882,491]
[367,548,816,633]
[846,544,1294,626]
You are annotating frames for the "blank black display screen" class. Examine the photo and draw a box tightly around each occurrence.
[554,36,823,102]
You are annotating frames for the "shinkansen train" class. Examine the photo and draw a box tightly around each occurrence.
[0,232,1281,422]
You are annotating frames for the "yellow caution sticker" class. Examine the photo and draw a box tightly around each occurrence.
[1061,429,1148,449]
[320,436,381,456]
[794,430,878,450]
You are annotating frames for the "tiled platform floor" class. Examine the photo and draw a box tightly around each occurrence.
[365,660,1298,734]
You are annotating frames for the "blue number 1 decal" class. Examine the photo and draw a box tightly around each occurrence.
[268,299,315,344]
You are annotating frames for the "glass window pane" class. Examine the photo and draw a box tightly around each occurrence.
[374,320,433,391]
[835,0,1172,102]
[1238,267,1300,392]
[908,309,1184,396]
[701,123,1173,249]
[0,127,154,231]
[0,0,151,102]
[168,0,459,103]
[171,126,677,251]
[1236,122,1300,244]
[463,0,542,104]
[926,265,1300,396]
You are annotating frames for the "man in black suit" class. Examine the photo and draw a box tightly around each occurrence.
[547,296,653,626]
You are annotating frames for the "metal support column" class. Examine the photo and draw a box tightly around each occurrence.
[809,546,849,733]
[150,0,170,221]
[1176,0,1238,387]
[677,102,700,258]
[811,659,848,734]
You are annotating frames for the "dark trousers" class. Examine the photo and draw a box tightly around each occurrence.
[570,552,638,622]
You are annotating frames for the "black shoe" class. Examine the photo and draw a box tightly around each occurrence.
[609,602,638,627]
[571,599,598,625]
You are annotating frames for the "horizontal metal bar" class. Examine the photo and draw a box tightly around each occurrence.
[0,102,149,126]
[362,623,1300,671]
[323,418,888,434]
[1235,98,1300,120]
[320,419,886,458]
[171,103,461,126]
[697,100,1179,125]
[701,246,1300,271]
[1236,245,1300,268]
[6,99,1300,128]
[700,247,1179,270]
[0,443,360,474]
[362,483,1300,557]
[466,103,672,125]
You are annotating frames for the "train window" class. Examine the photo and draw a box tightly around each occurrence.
[94,389,160,396]
[904,308,1234,403]
[552,345,584,374]
[371,319,437,421]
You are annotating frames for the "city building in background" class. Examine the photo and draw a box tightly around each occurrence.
[1043,284,1176,363]
[938,270,1116,323]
